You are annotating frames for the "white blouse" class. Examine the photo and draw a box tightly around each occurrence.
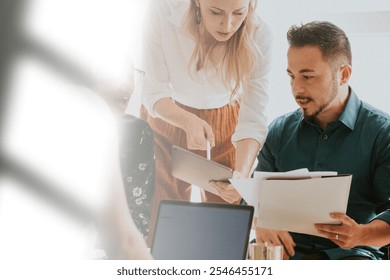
[140,0,272,145]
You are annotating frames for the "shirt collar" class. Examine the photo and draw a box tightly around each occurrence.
[300,87,361,130]
[338,88,361,130]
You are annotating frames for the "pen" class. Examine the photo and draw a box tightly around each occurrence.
[206,140,211,160]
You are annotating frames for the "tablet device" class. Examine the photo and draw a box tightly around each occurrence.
[171,145,233,195]
[151,200,254,260]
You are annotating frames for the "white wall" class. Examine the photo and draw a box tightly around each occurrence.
[256,0,390,122]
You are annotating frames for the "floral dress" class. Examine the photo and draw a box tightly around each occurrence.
[119,115,155,239]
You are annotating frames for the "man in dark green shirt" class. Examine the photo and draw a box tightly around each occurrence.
[256,21,390,260]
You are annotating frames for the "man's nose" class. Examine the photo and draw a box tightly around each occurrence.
[291,78,304,95]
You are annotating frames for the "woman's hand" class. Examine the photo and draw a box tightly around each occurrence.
[209,171,242,204]
[209,181,242,203]
[182,113,215,150]
[153,98,215,150]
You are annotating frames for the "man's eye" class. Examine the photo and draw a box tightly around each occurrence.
[303,76,313,80]
[210,10,222,15]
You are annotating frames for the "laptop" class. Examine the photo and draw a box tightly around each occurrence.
[171,145,233,195]
[150,200,254,260]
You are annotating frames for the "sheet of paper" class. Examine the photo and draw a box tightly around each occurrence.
[230,169,338,217]
[257,175,352,237]
[229,169,349,237]
[229,178,258,207]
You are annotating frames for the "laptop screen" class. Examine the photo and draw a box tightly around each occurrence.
[151,200,254,260]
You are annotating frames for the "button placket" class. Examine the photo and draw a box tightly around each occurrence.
[314,132,331,170]
[323,134,328,140]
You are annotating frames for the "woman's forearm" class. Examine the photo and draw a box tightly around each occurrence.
[153,98,215,150]
[234,138,261,178]
[153,98,193,130]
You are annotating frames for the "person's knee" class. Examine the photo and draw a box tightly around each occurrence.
[300,252,329,260]
[340,256,370,260]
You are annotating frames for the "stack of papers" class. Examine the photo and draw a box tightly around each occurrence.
[230,169,352,237]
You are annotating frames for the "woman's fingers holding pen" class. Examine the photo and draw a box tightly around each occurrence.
[184,115,215,150]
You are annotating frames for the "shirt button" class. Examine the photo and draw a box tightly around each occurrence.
[316,163,323,168]
[323,134,329,140]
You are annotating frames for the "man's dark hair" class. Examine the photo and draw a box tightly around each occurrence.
[287,21,352,67]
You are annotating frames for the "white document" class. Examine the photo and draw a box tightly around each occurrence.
[230,169,337,217]
[230,169,351,237]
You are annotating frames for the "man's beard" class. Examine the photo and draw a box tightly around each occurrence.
[303,78,338,121]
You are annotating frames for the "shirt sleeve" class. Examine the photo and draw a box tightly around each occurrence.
[139,1,173,117]
[372,121,390,224]
[232,19,272,146]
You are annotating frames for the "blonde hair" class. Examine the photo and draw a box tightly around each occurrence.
[184,0,259,98]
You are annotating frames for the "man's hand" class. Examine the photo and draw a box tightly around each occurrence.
[315,213,364,248]
[255,227,296,259]
[316,213,390,249]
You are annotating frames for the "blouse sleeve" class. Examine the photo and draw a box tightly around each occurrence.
[139,1,173,117]
[232,19,272,147]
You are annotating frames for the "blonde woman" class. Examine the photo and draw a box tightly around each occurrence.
[140,0,272,243]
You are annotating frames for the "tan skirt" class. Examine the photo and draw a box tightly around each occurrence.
[141,101,239,245]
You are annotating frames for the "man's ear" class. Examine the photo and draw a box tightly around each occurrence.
[340,65,352,86]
